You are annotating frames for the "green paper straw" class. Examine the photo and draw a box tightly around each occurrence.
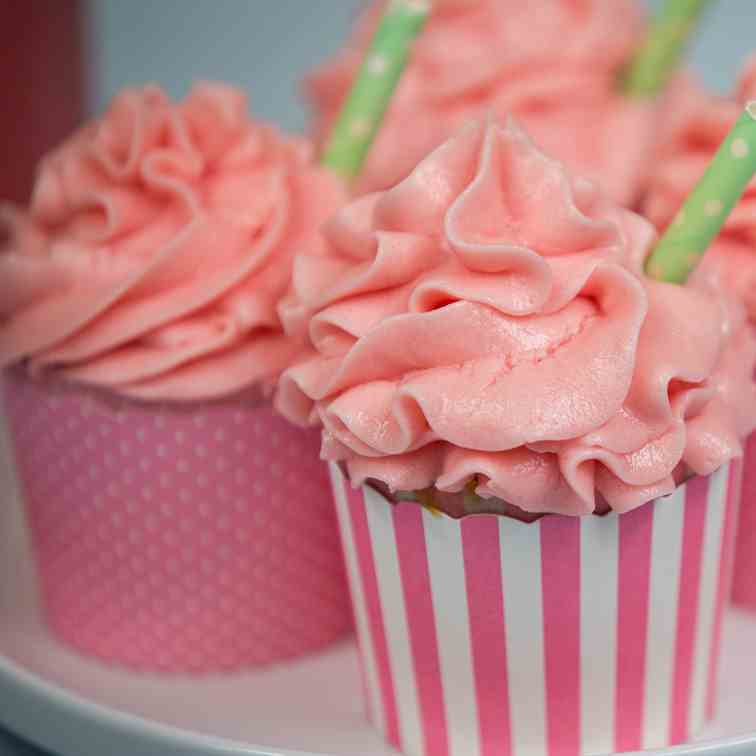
[321,0,430,182]
[645,103,756,284]
[623,0,712,97]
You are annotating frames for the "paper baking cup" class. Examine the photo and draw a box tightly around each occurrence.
[2,370,351,673]
[732,431,756,609]
[330,462,741,756]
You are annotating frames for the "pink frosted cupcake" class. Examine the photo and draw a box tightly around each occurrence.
[643,58,756,611]
[0,83,352,672]
[277,119,756,754]
[305,0,665,204]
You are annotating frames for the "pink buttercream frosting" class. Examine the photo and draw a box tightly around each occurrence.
[643,59,756,321]
[0,83,345,400]
[306,0,654,203]
[277,119,756,516]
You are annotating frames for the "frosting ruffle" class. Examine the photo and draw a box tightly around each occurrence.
[277,119,756,516]
[0,83,345,400]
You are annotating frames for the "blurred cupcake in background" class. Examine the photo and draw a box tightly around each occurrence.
[305,0,675,205]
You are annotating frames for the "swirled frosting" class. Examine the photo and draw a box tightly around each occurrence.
[0,83,345,400]
[643,59,756,320]
[306,0,652,203]
[277,118,756,516]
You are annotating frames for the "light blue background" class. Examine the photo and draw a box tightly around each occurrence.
[86,0,367,128]
[87,0,756,131]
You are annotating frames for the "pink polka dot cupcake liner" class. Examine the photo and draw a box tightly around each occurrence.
[733,431,756,609]
[2,370,352,674]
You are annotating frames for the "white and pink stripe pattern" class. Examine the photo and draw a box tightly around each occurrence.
[330,462,741,756]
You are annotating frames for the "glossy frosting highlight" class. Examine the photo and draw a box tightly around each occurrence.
[0,84,345,400]
[277,119,756,516]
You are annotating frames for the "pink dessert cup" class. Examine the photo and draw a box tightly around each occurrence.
[2,369,352,674]
[330,461,741,756]
[732,432,756,609]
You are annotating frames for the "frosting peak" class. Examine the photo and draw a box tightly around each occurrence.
[0,83,345,400]
[277,118,756,516]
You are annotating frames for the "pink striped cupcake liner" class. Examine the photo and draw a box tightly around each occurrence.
[330,461,741,756]
[732,431,756,609]
[3,370,352,674]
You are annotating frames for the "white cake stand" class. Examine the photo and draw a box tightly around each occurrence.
[2,414,755,756]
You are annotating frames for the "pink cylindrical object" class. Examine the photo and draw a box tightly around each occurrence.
[330,461,740,756]
[733,432,756,609]
[3,370,352,673]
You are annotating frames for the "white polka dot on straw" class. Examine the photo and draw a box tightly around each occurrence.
[732,138,750,159]
[392,0,430,12]
[349,117,371,138]
[704,199,723,217]
[367,54,388,75]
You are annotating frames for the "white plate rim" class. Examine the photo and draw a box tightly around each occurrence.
[0,652,309,756]
[2,648,756,756]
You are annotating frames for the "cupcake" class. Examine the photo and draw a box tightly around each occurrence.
[642,58,756,611]
[277,119,756,754]
[0,83,352,672]
[305,0,663,204]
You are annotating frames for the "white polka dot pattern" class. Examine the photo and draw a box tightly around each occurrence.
[3,372,352,674]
